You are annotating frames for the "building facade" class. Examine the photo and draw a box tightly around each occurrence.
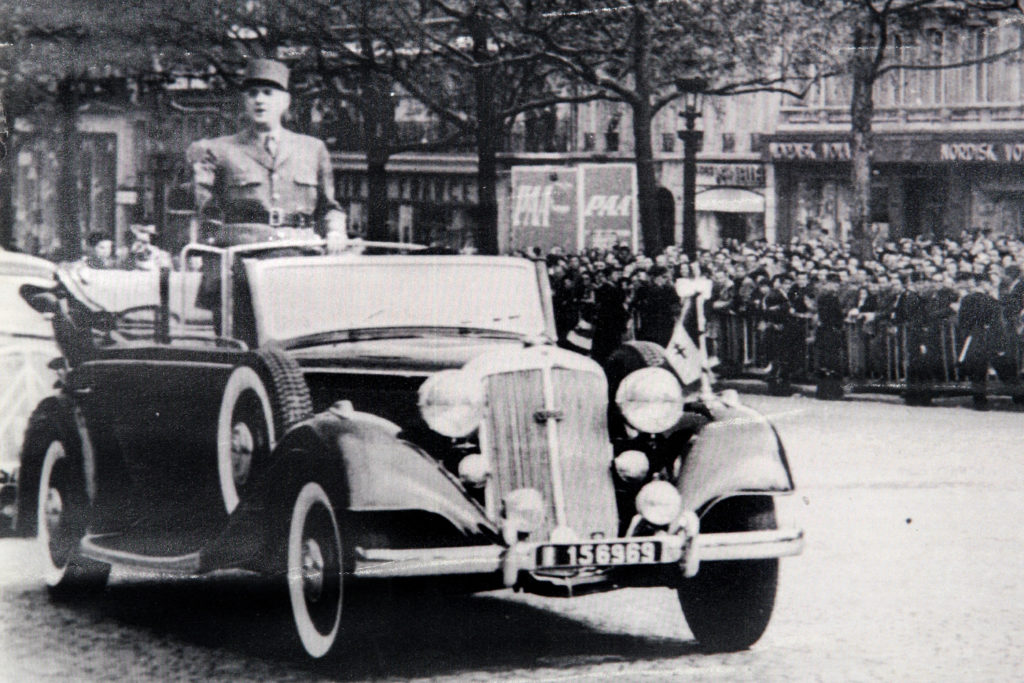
[769,15,1024,244]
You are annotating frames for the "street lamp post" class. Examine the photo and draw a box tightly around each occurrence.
[677,80,706,262]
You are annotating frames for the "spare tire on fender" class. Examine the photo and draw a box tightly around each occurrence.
[216,348,313,514]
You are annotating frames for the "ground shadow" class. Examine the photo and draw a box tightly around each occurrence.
[76,574,696,679]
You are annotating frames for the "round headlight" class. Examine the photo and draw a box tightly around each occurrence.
[615,367,685,434]
[613,450,650,482]
[418,370,484,438]
[635,480,682,527]
[457,453,490,488]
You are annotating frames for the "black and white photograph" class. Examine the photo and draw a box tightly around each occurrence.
[0,0,1022,680]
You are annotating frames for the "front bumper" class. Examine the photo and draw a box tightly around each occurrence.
[353,525,805,585]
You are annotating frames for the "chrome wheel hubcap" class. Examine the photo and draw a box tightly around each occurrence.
[301,538,325,602]
[44,487,63,542]
[230,422,255,487]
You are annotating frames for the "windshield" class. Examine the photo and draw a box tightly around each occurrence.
[250,257,549,343]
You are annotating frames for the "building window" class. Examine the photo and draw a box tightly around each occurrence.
[583,132,595,151]
[722,133,735,153]
[662,133,675,153]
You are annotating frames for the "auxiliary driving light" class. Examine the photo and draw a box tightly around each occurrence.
[613,450,650,482]
[502,488,546,544]
[615,367,685,434]
[457,453,490,488]
[635,480,682,527]
[418,370,484,438]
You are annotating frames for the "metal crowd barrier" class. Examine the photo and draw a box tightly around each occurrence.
[711,311,1023,395]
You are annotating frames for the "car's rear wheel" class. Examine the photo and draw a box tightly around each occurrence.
[283,481,344,659]
[32,423,109,600]
[677,496,778,652]
[217,367,274,514]
[217,350,313,515]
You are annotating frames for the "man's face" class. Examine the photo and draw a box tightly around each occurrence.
[93,239,113,260]
[244,85,291,129]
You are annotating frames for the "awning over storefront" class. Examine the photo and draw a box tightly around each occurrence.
[695,187,764,214]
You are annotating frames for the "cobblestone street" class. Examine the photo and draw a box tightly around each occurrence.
[2,392,1022,682]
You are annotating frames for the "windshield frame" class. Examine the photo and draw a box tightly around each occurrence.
[244,255,556,347]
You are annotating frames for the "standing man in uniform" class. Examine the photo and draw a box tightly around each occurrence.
[187,58,348,248]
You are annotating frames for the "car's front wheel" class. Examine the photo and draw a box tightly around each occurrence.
[677,496,778,652]
[283,481,344,659]
[32,422,109,600]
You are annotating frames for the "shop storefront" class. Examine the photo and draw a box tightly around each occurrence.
[768,133,1024,243]
[694,161,767,248]
[333,153,481,250]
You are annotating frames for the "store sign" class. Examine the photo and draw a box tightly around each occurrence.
[510,166,578,252]
[769,137,1024,164]
[938,142,1024,163]
[580,163,638,251]
[508,163,638,252]
[768,141,851,162]
[697,163,765,188]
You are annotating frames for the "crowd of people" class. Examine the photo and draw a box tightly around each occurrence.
[536,230,1024,408]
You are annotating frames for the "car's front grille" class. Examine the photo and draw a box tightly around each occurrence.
[483,366,618,541]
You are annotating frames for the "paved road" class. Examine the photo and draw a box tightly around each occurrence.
[2,392,1022,682]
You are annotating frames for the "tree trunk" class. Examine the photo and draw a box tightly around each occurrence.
[472,18,499,255]
[365,145,390,242]
[56,78,81,261]
[849,10,876,261]
[632,100,659,256]
[630,2,659,256]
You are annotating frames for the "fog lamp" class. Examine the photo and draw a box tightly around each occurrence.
[502,488,546,544]
[457,453,489,488]
[614,450,649,482]
[636,480,682,527]
[418,370,484,438]
[615,367,685,434]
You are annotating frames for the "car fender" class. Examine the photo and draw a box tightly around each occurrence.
[201,411,496,572]
[676,402,795,515]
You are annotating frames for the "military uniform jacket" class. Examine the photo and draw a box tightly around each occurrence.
[187,128,341,228]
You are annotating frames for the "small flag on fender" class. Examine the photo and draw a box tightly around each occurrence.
[664,316,703,386]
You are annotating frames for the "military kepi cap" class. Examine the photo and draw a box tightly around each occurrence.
[242,59,289,91]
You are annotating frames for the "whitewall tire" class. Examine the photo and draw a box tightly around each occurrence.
[217,367,275,514]
[286,482,343,659]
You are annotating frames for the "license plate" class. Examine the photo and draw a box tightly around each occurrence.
[536,540,662,568]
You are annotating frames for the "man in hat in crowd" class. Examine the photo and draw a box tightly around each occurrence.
[187,58,347,248]
[122,224,172,271]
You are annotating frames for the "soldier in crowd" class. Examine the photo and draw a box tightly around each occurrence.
[957,276,1007,409]
[892,272,932,403]
[760,274,794,395]
[591,265,629,365]
[634,265,681,347]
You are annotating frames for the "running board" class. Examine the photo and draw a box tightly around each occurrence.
[80,534,202,574]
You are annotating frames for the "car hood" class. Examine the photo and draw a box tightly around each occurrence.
[290,336,530,374]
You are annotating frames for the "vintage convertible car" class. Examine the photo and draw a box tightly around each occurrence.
[0,248,59,533]
[19,237,803,659]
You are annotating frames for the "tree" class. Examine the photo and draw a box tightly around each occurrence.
[372,1,604,253]
[817,1,1024,257]
[515,0,828,255]
[0,1,159,257]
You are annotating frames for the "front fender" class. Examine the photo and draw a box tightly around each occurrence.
[676,402,795,514]
[200,411,496,572]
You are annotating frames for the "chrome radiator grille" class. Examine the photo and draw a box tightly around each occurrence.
[483,366,618,540]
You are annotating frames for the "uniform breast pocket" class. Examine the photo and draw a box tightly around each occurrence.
[291,170,319,211]
[227,170,264,199]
